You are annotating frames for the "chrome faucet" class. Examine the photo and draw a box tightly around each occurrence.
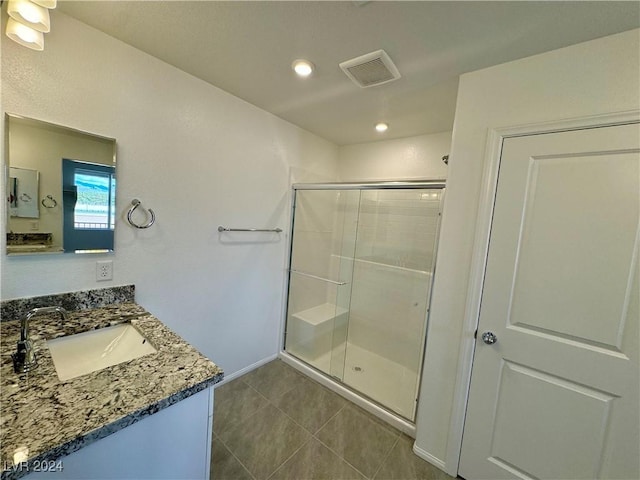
[12,306,68,374]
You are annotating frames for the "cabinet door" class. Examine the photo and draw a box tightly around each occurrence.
[23,388,213,479]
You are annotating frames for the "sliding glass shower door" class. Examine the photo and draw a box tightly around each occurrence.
[284,184,444,421]
[285,189,359,379]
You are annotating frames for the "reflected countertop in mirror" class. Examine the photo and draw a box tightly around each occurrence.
[5,114,117,256]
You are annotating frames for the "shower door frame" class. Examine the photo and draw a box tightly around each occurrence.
[279,180,446,434]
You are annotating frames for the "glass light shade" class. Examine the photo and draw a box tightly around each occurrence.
[5,17,44,51]
[7,0,51,33]
[31,0,57,8]
[292,59,314,77]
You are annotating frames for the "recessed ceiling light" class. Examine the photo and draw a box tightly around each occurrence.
[292,59,314,77]
[375,122,388,133]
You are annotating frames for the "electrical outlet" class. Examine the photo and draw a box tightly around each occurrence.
[96,260,113,281]
[30,221,39,231]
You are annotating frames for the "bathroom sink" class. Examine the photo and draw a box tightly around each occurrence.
[47,323,157,381]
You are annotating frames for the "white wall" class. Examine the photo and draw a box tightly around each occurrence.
[414,28,640,473]
[337,131,451,182]
[0,11,339,376]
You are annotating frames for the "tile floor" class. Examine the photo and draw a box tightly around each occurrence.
[211,359,454,480]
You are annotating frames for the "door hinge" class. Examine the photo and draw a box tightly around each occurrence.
[474,329,478,339]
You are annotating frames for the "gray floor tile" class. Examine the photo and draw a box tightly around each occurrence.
[211,437,254,480]
[315,405,400,479]
[373,435,454,480]
[215,378,255,405]
[269,438,366,480]
[211,361,442,480]
[214,379,270,435]
[242,360,309,401]
[221,403,311,480]
[349,405,403,436]
[273,376,346,433]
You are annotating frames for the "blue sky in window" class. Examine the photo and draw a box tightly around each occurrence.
[75,173,110,191]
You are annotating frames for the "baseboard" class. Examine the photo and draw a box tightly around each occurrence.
[213,353,278,387]
[412,443,448,473]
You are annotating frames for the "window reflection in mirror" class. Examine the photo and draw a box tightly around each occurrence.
[5,114,116,255]
[62,159,116,252]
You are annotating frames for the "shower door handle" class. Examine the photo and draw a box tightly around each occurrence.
[289,269,347,286]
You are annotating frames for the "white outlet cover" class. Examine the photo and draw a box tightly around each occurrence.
[96,260,113,281]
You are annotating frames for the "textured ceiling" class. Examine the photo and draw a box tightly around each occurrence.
[58,1,640,145]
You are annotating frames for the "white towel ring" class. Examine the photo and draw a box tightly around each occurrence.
[127,199,155,229]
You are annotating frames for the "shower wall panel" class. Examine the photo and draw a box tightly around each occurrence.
[289,191,337,311]
[346,190,441,372]
[346,262,432,370]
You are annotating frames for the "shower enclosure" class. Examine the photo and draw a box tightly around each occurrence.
[283,182,444,421]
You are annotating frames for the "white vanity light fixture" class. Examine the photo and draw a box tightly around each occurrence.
[375,122,388,133]
[7,0,50,32]
[5,0,56,51]
[292,59,315,77]
[5,17,44,50]
[31,0,56,8]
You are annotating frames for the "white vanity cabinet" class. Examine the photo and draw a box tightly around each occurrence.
[20,387,214,480]
[1,299,223,480]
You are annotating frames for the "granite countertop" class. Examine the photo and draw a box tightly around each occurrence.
[0,302,224,479]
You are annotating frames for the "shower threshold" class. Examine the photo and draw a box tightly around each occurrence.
[279,348,418,437]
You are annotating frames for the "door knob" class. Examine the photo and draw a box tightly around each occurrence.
[481,331,498,345]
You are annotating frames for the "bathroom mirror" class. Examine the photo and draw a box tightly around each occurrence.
[5,114,117,256]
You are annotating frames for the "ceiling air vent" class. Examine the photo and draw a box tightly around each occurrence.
[339,50,401,88]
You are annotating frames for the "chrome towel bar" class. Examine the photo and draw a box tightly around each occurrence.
[289,269,347,286]
[218,226,282,233]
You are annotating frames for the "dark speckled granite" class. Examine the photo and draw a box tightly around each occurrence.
[6,233,53,246]
[1,298,223,480]
[0,285,135,321]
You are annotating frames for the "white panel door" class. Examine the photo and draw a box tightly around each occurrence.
[459,123,640,480]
